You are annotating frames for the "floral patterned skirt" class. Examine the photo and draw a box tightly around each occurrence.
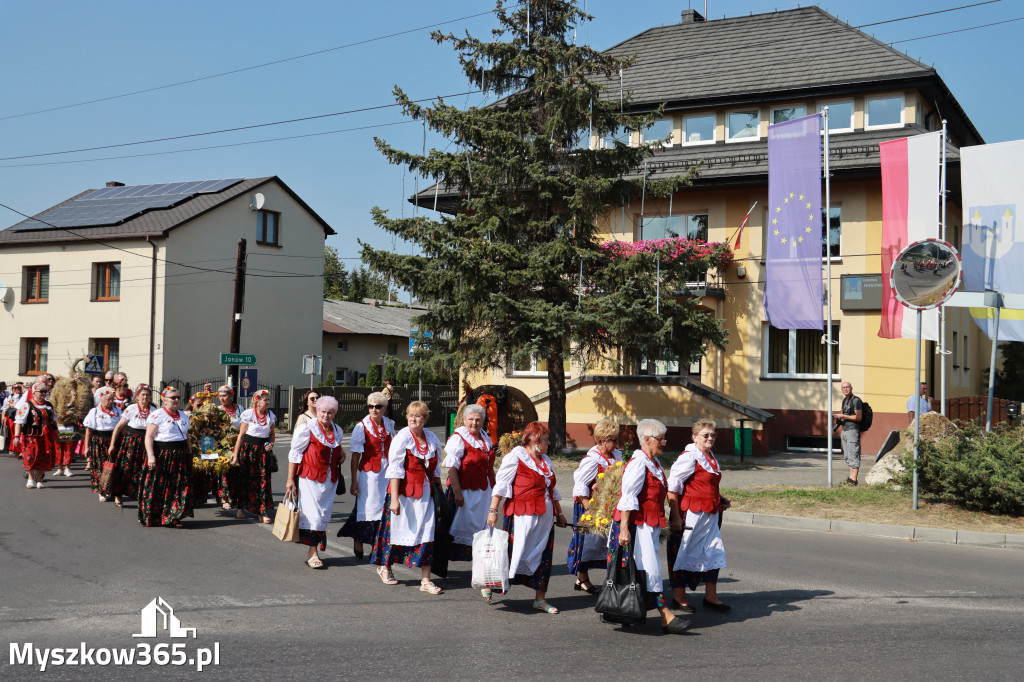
[606,520,667,611]
[566,499,607,575]
[113,428,148,498]
[138,441,194,527]
[337,513,380,545]
[233,436,273,517]
[53,439,77,467]
[503,514,555,592]
[666,529,720,590]
[87,431,114,492]
[4,416,21,454]
[299,529,327,551]
[21,432,56,471]
[369,492,434,568]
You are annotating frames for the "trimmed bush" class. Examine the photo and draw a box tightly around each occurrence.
[899,421,1024,516]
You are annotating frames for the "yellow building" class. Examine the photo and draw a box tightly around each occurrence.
[423,7,991,455]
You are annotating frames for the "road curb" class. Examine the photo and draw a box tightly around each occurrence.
[724,511,1024,550]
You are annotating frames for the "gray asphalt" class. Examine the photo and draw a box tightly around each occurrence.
[3,446,1023,680]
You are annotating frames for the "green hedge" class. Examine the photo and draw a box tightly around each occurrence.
[899,422,1024,516]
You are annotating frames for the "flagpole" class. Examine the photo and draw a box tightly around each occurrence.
[939,119,948,416]
[913,309,922,510]
[823,106,834,488]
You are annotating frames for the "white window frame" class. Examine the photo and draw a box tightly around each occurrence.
[818,100,854,134]
[726,109,761,143]
[771,105,807,125]
[510,353,571,378]
[601,126,631,149]
[865,94,905,130]
[682,113,716,146]
[641,117,676,148]
[763,324,840,380]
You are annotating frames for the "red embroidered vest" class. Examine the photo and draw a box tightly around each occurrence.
[399,451,437,499]
[613,462,668,528]
[504,458,556,517]
[681,463,722,514]
[358,420,391,473]
[448,433,495,491]
[296,435,343,483]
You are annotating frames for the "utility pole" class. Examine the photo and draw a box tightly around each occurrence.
[229,238,247,388]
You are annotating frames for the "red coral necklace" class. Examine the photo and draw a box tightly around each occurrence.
[320,422,336,445]
[412,432,429,457]
[368,416,387,441]
[163,407,180,420]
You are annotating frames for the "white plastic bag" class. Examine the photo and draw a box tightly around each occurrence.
[471,526,510,593]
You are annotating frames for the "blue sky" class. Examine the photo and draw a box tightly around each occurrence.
[1,0,1019,269]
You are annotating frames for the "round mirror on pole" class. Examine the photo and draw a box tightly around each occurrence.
[890,238,962,310]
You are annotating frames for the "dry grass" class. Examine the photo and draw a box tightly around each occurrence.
[725,485,1024,534]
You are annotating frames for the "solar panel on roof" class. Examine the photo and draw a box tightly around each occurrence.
[15,178,244,231]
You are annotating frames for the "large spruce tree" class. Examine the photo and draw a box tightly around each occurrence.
[363,0,731,450]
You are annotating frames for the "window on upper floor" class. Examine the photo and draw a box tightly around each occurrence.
[683,114,716,145]
[764,324,839,379]
[92,262,121,301]
[642,118,675,147]
[818,101,854,133]
[726,110,760,142]
[771,106,807,124]
[22,338,48,375]
[824,206,842,259]
[386,342,398,356]
[639,213,708,242]
[601,126,630,149]
[23,265,49,303]
[256,209,280,246]
[336,340,348,351]
[865,95,904,129]
[89,338,119,373]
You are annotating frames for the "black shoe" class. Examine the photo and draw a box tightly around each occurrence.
[574,580,600,595]
[671,598,696,613]
[702,597,731,613]
[662,617,690,635]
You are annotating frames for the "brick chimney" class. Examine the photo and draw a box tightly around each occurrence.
[680,9,705,23]
[105,181,125,187]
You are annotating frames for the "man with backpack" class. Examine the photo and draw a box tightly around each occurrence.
[832,381,863,486]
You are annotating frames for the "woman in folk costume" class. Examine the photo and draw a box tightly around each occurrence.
[443,404,495,600]
[214,385,242,510]
[231,390,277,523]
[606,418,688,635]
[668,418,731,613]
[83,387,123,502]
[487,421,567,614]
[3,382,25,456]
[139,387,194,528]
[370,401,444,595]
[337,391,394,559]
[286,395,346,569]
[567,417,622,595]
[107,384,156,502]
[111,378,132,412]
[12,382,58,489]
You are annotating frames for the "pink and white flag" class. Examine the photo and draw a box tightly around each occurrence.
[878,131,941,340]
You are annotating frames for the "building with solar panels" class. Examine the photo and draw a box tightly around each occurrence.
[0,176,335,390]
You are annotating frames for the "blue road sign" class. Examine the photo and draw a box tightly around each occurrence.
[239,368,258,399]
[84,355,104,374]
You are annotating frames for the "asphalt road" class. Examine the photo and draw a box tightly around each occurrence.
[3,447,1023,681]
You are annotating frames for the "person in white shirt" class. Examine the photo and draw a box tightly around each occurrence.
[338,391,395,559]
[13,384,57,489]
[231,390,277,523]
[107,384,156,503]
[83,387,123,502]
[139,387,193,528]
[907,382,932,422]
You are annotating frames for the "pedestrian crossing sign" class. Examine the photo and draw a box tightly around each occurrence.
[84,354,104,375]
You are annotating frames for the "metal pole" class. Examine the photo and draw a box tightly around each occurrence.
[940,119,948,416]
[986,305,1001,432]
[229,238,247,389]
[913,310,922,510]
[823,107,834,487]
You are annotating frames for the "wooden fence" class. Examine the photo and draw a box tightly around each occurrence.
[944,395,1015,426]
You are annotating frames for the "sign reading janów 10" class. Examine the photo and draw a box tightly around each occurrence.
[220,353,259,366]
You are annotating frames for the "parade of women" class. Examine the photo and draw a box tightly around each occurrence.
[3,370,731,635]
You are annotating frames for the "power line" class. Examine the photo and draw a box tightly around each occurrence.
[890,15,1024,44]
[0,9,498,122]
[856,0,1003,28]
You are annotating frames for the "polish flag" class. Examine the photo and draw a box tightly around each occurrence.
[878,132,941,340]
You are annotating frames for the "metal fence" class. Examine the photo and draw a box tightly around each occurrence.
[162,376,288,422]
[287,384,459,431]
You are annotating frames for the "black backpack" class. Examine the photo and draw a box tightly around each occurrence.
[859,402,873,432]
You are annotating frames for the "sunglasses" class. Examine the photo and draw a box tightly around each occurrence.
[367,404,386,410]
[308,396,319,402]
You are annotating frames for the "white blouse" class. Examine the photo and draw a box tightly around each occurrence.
[617,450,665,512]
[384,428,443,480]
[493,446,561,502]
[288,420,344,464]
[667,443,720,495]
[442,426,493,468]
[220,404,243,429]
[571,445,623,498]
[83,406,123,431]
[147,409,190,443]
[240,408,276,439]
[120,403,155,430]
[349,415,396,453]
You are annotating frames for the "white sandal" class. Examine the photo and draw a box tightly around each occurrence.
[420,580,442,595]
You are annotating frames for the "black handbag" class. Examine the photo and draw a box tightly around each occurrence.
[266,453,279,473]
[430,479,454,526]
[335,472,346,496]
[595,530,648,626]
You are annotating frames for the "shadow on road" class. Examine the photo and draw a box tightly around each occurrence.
[684,588,834,630]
